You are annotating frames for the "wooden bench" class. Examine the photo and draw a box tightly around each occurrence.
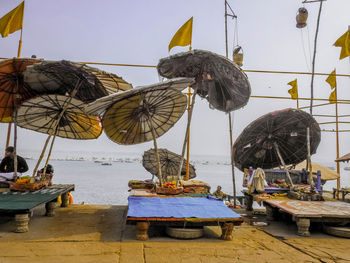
[0,184,74,232]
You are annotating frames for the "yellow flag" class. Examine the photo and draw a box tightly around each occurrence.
[168,17,193,52]
[0,1,24,38]
[326,70,336,89]
[334,30,350,60]
[287,79,298,100]
[329,89,337,104]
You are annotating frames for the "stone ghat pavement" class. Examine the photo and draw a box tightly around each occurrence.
[0,204,349,263]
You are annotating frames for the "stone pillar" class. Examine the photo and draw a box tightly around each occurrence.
[136,222,149,241]
[45,201,56,217]
[14,213,29,233]
[265,205,275,221]
[220,223,234,241]
[296,218,310,237]
[61,192,70,207]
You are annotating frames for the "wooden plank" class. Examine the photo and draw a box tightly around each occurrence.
[264,200,350,218]
[0,184,74,212]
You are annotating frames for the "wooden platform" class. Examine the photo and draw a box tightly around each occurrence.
[126,196,243,241]
[0,184,74,233]
[263,199,350,236]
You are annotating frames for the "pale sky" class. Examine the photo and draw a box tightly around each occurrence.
[1,0,350,163]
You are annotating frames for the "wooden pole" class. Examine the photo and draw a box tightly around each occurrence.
[177,89,197,177]
[274,142,294,188]
[31,134,52,179]
[335,86,340,192]
[6,27,24,150]
[225,0,237,207]
[13,110,18,180]
[5,124,12,148]
[307,127,314,187]
[229,113,236,207]
[145,102,163,185]
[309,1,323,114]
[185,87,193,181]
[41,131,57,180]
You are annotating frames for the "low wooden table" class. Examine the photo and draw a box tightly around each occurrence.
[0,184,74,233]
[126,196,243,241]
[263,199,350,236]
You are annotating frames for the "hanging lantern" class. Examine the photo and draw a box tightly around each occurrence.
[296,7,308,28]
[232,46,243,67]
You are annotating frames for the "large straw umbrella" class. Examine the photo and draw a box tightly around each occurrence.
[157,49,251,204]
[0,58,41,178]
[16,94,102,179]
[233,108,321,186]
[142,148,196,181]
[23,60,132,103]
[92,79,191,183]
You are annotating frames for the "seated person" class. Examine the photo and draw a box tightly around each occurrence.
[212,185,227,199]
[0,146,28,182]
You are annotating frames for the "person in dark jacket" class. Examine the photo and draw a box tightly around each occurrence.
[0,146,28,174]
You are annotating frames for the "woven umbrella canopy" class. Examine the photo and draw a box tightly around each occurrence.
[142,148,196,181]
[0,58,40,122]
[233,108,321,171]
[23,60,132,103]
[157,49,251,112]
[16,94,102,140]
[100,79,190,182]
[0,58,42,179]
[16,94,102,178]
[85,78,193,117]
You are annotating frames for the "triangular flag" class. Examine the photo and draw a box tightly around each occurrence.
[326,70,336,90]
[329,89,337,104]
[0,1,24,38]
[168,17,193,52]
[334,30,350,60]
[287,79,298,100]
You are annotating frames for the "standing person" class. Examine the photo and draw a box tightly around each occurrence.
[0,146,28,181]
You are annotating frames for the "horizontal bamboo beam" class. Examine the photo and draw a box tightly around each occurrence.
[1,57,350,77]
[319,121,350,125]
[321,129,350,132]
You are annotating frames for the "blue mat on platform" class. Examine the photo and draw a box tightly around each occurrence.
[127,196,242,219]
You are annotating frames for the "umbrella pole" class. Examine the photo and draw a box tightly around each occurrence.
[13,110,18,181]
[177,89,198,178]
[307,127,314,188]
[228,113,237,208]
[274,142,294,188]
[144,100,163,185]
[31,135,52,179]
[5,123,12,148]
[148,118,163,185]
[41,131,57,181]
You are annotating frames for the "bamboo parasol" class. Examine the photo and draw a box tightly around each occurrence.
[157,49,251,112]
[23,60,132,103]
[100,80,189,183]
[16,94,102,179]
[142,148,196,181]
[0,58,41,179]
[157,50,251,192]
[0,58,40,121]
[233,108,321,186]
